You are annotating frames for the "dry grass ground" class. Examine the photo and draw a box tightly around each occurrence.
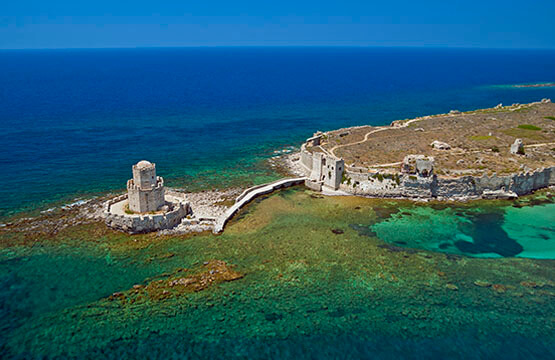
[313,102,555,177]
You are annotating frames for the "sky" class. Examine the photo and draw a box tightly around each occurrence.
[1,1,555,49]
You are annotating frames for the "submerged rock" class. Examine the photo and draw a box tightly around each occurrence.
[108,260,244,304]
[474,280,491,288]
[446,283,459,291]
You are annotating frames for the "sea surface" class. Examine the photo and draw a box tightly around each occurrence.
[1,47,555,217]
[1,48,555,359]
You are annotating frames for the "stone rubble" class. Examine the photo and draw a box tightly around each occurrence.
[430,140,452,150]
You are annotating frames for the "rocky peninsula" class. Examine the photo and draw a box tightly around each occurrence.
[287,99,555,201]
[3,99,554,237]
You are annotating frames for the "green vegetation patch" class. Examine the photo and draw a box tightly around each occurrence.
[469,135,494,141]
[517,124,542,131]
[502,128,546,141]
[544,116,555,121]
[341,173,351,185]
[123,204,135,215]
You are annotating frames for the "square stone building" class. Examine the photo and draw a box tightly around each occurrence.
[127,160,165,213]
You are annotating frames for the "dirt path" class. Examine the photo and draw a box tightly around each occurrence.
[329,127,387,158]
[329,117,425,158]
[524,142,555,148]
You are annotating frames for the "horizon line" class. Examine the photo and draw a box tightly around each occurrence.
[2,45,555,51]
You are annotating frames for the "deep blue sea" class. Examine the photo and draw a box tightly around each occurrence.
[1,47,555,217]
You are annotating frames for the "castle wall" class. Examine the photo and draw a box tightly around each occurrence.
[300,144,314,173]
[310,152,324,181]
[300,148,555,199]
[103,195,190,234]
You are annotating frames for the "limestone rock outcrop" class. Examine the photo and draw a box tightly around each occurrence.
[430,141,451,150]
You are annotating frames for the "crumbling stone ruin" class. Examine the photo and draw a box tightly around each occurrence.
[307,152,345,190]
[300,135,345,191]
[402,155,435,177]
[306,131,323,147]
[510,138,524,155]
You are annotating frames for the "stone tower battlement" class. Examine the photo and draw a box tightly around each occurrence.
[127,177,164,191]
[127,160,165,213]
[132,160,159,189]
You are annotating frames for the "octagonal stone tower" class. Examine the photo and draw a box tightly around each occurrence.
[127,160,165,213]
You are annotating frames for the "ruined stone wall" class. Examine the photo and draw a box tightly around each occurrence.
[104,195,190,234]
[299,147,554,199]
[310,152,324,181]
[339,166,555,199]
[300,144,314,173]
[301,145,345,190]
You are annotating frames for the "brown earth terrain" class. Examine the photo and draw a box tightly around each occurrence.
[310,101,555,177]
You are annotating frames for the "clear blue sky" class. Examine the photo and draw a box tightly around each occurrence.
[2,0,555,49]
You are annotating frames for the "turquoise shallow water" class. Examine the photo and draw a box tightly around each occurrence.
[371,202,555,259]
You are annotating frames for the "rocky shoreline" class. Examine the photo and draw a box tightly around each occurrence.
[7,158,552,240]
[0,187,244,238]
